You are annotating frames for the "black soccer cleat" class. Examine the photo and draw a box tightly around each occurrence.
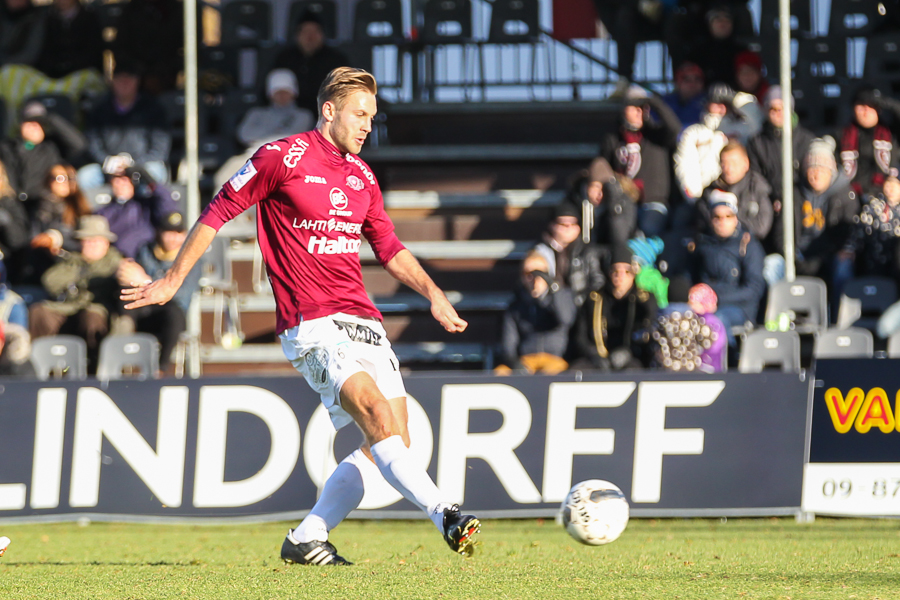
[442,505,481,557]
[281,530,352,566]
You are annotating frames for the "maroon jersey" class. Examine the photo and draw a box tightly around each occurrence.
[199,129,405,333]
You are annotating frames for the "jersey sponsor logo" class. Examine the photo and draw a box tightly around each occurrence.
[292,218,362,235]
[329,187,348,210]
[283,139,310,168]
[228,160,257,192]
[305,175,327,184]
[346,154,376,186]
[346,175,364,191]
[307,235,362,255]
[265,143,282,151]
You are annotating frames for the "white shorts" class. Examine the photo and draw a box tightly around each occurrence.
[280,313,406,430]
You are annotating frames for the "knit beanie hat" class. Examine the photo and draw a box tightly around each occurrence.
[763,85,794,111]
[805,136,837,172]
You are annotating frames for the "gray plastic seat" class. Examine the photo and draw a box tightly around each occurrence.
[814,327,874,359]
[96,334,160,381]
[30,335,88,380]
[765,276,828,334]
[837,276,898,331]
[738,330,801,373]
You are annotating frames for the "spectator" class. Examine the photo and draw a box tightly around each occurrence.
[686,4,748,88]
[690,192,765,347]
[0,109,63,202]
[29,215,123,370]
[851,173,900,281]
[561,157,638,250]
[733,50,769,103]
[769,138,860,303]
[747,86,816,220]
[112,0,183,94]
[13,163,92,291]
[601,85,682,236]
[675,83,762,202]
[118,211,201,371]
[662,61,706,129]
[18,100,90,167]
[0,0,46,67]
[272,11,349,115]
[698,140,774,241]
[215,69,316,190]
[0,261,28,330]
[839,85,900,198]
[0,159,30,271]
[81,60,171,189]
[534,203,605,308]
[34,0,103,79]
[686,283,727,373]
[0,321,35,378]
[572,245,657,370]
[95,166,179,259]
[497,250,575,375]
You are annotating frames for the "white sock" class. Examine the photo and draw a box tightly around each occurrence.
[293,449,376,542]
[370,436,449,530]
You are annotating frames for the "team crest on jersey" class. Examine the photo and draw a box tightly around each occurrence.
[228,160,257,192]
[330,187,349,210]
[346,175,364,191]
[875,140,893,174]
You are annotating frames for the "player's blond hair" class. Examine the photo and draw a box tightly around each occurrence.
[317,67,377,114]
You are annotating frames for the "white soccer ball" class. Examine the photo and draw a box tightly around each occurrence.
[559,479,630,546]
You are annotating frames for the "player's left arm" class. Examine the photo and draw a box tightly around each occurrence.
[384,249,467,333]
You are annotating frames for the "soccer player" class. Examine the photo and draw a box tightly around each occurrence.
[120,67,480,565]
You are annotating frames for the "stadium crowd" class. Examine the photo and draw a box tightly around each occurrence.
[0,0,898,376]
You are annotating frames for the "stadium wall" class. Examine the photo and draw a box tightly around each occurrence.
[0,372,814,523]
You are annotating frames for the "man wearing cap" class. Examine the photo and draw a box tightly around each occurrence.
[601,85,682,236]
[690,191,765,348]
[663,61,707,129]
[698,140,774,241]
[29,215,123,366]
[95,165,179,259]
[838,85,900,198]
[81,60,171,189]
[118,211,201,371]
[534,203,605,308]
[769,138,859,306]
[272,11,349,115]
[747,86,815,217]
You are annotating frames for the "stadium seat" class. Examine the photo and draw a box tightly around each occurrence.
[836,276,898,331]
[420,0,473,45]
[814,327,874,359]
[353,0,405,45]
[288,0,338,40]
[738,329,801,373]
[30,335,88,381]
[484,0,549,94]
[96,333,161,381]
[765,277,828,334]
[201,237,244,346]
[221,0,272,45]
[828,0,885,37]
[888,330,900,358]
[758,0,813,38]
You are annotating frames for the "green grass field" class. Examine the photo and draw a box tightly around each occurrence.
[1,518,897,599]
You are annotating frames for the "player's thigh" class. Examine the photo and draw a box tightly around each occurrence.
[339,370,400,440]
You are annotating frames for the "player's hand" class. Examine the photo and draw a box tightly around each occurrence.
[120,276,179,309]
[431,295,468,333]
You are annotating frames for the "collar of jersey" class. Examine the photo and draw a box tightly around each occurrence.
[312,129,350,166]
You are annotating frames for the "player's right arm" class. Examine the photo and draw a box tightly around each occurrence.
[120,222,217,309]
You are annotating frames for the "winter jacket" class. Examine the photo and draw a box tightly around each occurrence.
[0,136,62,202]
[0,194,30,260]
[574,284,657,369]
[561,175,638,249]
[747,120,816,202]
[85,93,171,167]
[96,185,179,258]
[40,246,123,316]
[675,98,764,201]
[697,170,775,241]
[533,237,606,308]
[501,282,576,368]
[601,95,682,207]
[690,225,766,323]
[773,173,860,277]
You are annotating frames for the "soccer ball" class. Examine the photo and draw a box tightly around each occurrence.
[559,480,629,546]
